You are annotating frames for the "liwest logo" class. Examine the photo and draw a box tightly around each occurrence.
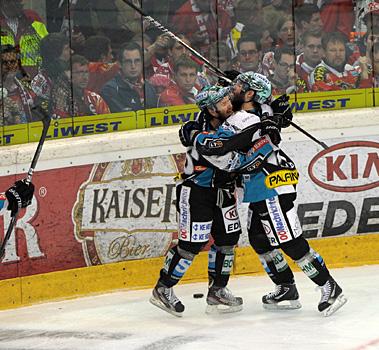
[308,141,379,192]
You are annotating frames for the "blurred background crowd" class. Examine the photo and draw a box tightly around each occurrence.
[0,0,378,126]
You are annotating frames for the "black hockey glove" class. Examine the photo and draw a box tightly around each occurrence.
[271,94,293,128]
[261,118,281,146]
[5,180,35,216]
[218,69,241,86]
[179,121,202,147]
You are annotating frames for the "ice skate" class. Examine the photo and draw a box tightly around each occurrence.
[206,285,243,314]
[318,277,347,317]
[150,282,185,317]
[262,283,302,310]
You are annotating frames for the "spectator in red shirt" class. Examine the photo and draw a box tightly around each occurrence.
[296,31,324,92]
[170,0,232,57]
[84,35,120,93]
[159,54,200,107]
[309,32,370,91]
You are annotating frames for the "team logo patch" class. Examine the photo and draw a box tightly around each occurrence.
[265,169,299,189]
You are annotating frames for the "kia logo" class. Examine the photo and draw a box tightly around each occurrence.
[308,141,379,192]
[224,207,238,220]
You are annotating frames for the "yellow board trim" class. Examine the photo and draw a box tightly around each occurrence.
[1,233,378,310]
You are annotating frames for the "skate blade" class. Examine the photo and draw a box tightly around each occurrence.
[323,294,347,317]
[149,296,183,317]
[205,303,243,314]
[263,299,302,310]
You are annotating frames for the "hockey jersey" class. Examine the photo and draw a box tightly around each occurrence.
[309,60,365,91]
[193,110,298,203]
[182,113,270,189]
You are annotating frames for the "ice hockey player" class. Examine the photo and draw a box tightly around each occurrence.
[181,72,347,316]
[0,179,34,217]
[150,85,266,317]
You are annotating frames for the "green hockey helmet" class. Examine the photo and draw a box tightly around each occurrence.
[195,85,231,111]
[235,71,272,104]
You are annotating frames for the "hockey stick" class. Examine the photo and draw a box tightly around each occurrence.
[122,0,329,149]
[0,107,51,259]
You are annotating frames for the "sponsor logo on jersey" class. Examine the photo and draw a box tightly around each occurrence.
[191,221,212,242]
[267,197,291,244]
[222,205,241,233]
[252,136,269,152]
[265,169,299,189]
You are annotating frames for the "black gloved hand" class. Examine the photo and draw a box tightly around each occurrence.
[179,121,202,147]
[218,69,241,86]
[270,94,293,128]
[5,180,35,216]
[261,118,281,146]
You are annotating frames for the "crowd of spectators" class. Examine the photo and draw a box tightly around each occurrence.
[1,0,379,126]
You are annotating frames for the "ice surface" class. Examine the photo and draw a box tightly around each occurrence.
[0,265,378,350]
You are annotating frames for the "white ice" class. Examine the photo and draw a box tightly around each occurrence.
[0,265,378,350]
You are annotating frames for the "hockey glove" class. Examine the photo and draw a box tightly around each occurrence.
[5,180,35,216]
[271,94,293,128]
[179,121,202,147]
[261,118,281,146]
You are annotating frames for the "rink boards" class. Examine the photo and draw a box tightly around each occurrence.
[0,107,378,310]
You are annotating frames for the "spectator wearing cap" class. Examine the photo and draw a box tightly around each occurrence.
[101,42,158,112]
[0,0,48,77]
[84,35,120,93]
[158,55,200,107]
[309,32,371,91]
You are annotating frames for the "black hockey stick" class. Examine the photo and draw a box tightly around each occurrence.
[0,107,51,260]
[122,0,329,149]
